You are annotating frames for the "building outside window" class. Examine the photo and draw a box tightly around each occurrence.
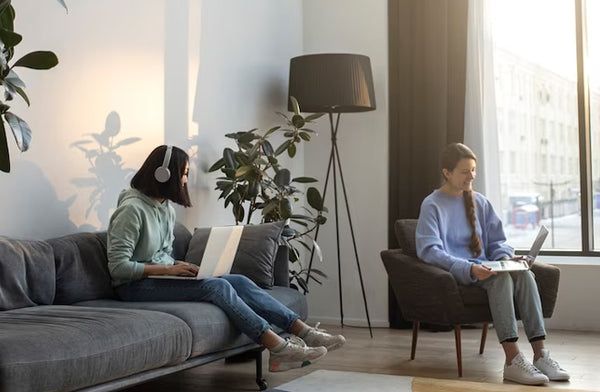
[489,0,599,253]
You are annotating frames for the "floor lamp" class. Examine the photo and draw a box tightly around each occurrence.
[288,53,376,337]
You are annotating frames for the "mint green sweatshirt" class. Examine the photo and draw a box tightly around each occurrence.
[107,188,176,286]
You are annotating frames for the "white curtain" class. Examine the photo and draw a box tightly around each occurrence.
[464,0,502,210]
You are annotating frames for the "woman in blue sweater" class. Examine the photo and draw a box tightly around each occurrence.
[107,145,345,372]
[415,143,568,386]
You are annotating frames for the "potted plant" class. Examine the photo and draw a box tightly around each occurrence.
[208,97,327,293]
[0,0,67,173]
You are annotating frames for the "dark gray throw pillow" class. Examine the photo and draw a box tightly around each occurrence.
[185,221,285,289]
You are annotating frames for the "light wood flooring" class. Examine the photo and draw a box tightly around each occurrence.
[123,325,600,392]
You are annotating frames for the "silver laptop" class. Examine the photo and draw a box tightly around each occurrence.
[482,225,549,272]
[148,226,243,280]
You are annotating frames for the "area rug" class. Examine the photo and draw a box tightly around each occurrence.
[268,370,592,392]
[268,370,413,392]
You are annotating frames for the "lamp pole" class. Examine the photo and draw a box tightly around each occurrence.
[288,53,376,337]
[306,111,373,337]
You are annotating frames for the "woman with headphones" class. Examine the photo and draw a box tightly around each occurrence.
[107,145,345,372]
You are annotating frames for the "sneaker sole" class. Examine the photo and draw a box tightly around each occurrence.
[269,351,327,372]
[325,340,345,352]
[503,376,549,385]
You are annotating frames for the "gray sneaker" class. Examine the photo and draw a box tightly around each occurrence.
[504,352,549,385]
[533,349,570,381]
[269,336,327,372]
[302,322,346,351]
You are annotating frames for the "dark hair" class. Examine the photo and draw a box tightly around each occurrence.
[131,145,192,207]
[440,143,481,257]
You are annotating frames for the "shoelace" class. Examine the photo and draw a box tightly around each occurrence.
[310,322,329,336]
[517,358,544,375]
[287,335,308,348]
[541,356,562,370]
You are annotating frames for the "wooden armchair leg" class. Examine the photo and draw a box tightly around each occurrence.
[479,323,489,354]
[454,325,462,377]
[411,321,419,360]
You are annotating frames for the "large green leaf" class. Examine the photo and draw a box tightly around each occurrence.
[0,28,21,47]
[0,120,9,172]
[5,111,31,152]
[304,113,325,122]
[292,176,318,183]
[287,143,296,158]
[223,148,236,168]
[261,140,274,157]
[289,96,300,115]
[0,3,14,32]
[307,187,324,211]
[291,114,305,129]
[208,157,225,172]
[13,51,59,70]
[274,168,291,187]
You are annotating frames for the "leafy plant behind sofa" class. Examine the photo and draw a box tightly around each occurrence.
[0,0,67,173]
[209,97,327,293]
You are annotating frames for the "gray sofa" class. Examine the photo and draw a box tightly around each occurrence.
[0,223,306,392]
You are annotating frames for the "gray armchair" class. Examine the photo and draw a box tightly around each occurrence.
[381,219,560,377]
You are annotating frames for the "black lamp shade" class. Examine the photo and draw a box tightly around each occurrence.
[288,53,376,113]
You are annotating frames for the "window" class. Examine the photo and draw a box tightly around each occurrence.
[490,0,596,253]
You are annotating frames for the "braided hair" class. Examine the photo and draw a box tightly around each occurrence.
[441,143,481,257]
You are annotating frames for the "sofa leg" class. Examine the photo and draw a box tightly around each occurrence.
[255,348,268,391]
[454,325,462,377]
[479,323,489,354]
[411,321,419,360]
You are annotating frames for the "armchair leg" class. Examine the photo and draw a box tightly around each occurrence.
[454,325,462,377]
[411,321,419,360]
[479,323,489,354]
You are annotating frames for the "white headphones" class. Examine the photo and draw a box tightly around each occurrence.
[154,145,173,183]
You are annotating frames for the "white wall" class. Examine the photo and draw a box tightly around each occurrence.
[0,0,302,238]
[1,0,597,333]
[300,0,390,328]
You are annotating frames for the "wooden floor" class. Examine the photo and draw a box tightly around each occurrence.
[123,325,600,392]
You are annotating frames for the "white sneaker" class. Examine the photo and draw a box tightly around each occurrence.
[301,322,346,351]
[504,352,549,385]
[269,336,327,372]
[533,349,570,381]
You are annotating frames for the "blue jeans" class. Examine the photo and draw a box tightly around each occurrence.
[475,270,546,343]
[115,274,299,344]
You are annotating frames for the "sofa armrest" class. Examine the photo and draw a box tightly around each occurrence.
[530,262,560,318]
[381,249,465,324]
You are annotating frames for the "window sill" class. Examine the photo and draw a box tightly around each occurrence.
[540,256,600,266]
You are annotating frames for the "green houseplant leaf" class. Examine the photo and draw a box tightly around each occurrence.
[13,50,59,70]
[5,111,31,152]
[208,96,327,294]
[0,120,10,172]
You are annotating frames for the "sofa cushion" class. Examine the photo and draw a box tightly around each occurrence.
[75,285,308,357]
[0,237,55,310]
[0,305,191,392]
[185,221,285,289]
[47,232,116,304]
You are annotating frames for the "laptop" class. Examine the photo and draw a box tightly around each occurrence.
[482,225,549,272]
[148,226,243,280]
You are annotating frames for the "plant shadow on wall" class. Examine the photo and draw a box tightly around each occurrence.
[209,97,327,293]
[0,0,67,173]
[70,111,141,229]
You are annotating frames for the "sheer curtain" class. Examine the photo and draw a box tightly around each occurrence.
[463,0,503,210]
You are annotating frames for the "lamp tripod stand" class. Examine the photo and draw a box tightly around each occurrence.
[307,112,373,338]
[288,53,376,337]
